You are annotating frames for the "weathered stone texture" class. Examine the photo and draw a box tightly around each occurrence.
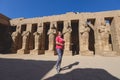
[0,14,11,53]
[1,10,120,56]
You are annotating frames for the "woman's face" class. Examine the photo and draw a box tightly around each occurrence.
[58,32,62,36]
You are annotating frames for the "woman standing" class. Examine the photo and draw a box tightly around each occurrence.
[55,31,65,73]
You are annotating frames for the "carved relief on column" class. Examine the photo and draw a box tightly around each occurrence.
[47,21,57,51]
[63,20,72,51]
[79,20,93,56]
[111,17,120,55]
[33,32,42,50]
[30,23,44,55]
[97,22,111,51]
[95,17,117,56]
[11,25,20,52]
[21,31,30,50]
[94,17,105,54]
[17,24,30,54]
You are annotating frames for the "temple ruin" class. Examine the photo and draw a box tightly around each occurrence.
[1,10,120,56]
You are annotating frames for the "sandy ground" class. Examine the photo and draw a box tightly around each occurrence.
[0,54,120,80]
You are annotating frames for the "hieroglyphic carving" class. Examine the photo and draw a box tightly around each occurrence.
[97,22,111,51]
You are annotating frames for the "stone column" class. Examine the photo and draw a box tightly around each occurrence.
[11,26,20,53]
[94,17,105,55]
[30,23,44,55]
[63,20,72,55]
[37,23,44,51]
[111,17,120,56]
[95,17,117,56]
[45,21,57,55]
[17,24,31,54]
[79,20,93,56]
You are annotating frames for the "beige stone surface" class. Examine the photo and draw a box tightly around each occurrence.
[7,10,120,56]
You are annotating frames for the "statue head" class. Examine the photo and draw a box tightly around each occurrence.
[101,22,106,26]
[57,31,62,37]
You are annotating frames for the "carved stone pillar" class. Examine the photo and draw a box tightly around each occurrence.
[63,20,72,55]
[79,20,93,56]
[45,21,57,55]
[17,24,30,54]
[30,23,44,55]
[11,30,20,53]
[110,17,120,56]
[95,17,117,56]
[94,17,105,55]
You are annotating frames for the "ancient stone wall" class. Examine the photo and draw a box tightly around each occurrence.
[0,14,12,53]
[9,10,120,56]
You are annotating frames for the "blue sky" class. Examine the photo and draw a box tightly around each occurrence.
[0,0,120,18]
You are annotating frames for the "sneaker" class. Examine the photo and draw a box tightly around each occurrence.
[56,67,60,74]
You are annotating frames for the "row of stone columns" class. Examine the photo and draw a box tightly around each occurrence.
[11,17,120,56]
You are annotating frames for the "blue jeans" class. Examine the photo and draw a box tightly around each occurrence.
[56,48,63,68]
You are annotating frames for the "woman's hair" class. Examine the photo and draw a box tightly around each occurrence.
[57,31,62,35]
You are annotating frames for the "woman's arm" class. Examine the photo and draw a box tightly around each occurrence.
[56,41,64,46]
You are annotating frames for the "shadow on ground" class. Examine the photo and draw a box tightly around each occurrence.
[45,68,119,80]
[0,58,119,80]
[0,58,55,80]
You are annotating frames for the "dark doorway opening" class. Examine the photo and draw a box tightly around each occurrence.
[71,20,79,55]
[32,24,37,33]
[57,21,63,33]
[21,24,26,33]
[10,26,17,33]
[43,22,50,50]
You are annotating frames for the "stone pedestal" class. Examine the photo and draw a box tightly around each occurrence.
[17,49,29,54]
[100,51,117,57]
[30,49,44,55]
[45,50,56,56]
[63,50,72,56]
[80,50,94,56]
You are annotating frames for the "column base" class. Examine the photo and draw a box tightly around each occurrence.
[17,49,29,54]
[63,50,72,56]
[30,49,44,55]
[100,51,117,57]
[45,50,56,56]
[80,50,94,56]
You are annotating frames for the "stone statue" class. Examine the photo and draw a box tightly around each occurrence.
[21,31,30,49]
[33,31,42,50]
[11,31,19,52]
[12,31,19,42]
[47,25,56,50]
[37,24,43,33]
[16,26,20,32]
[63,25,72,50]
[97,22,110,51]
[79,23,90,51]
